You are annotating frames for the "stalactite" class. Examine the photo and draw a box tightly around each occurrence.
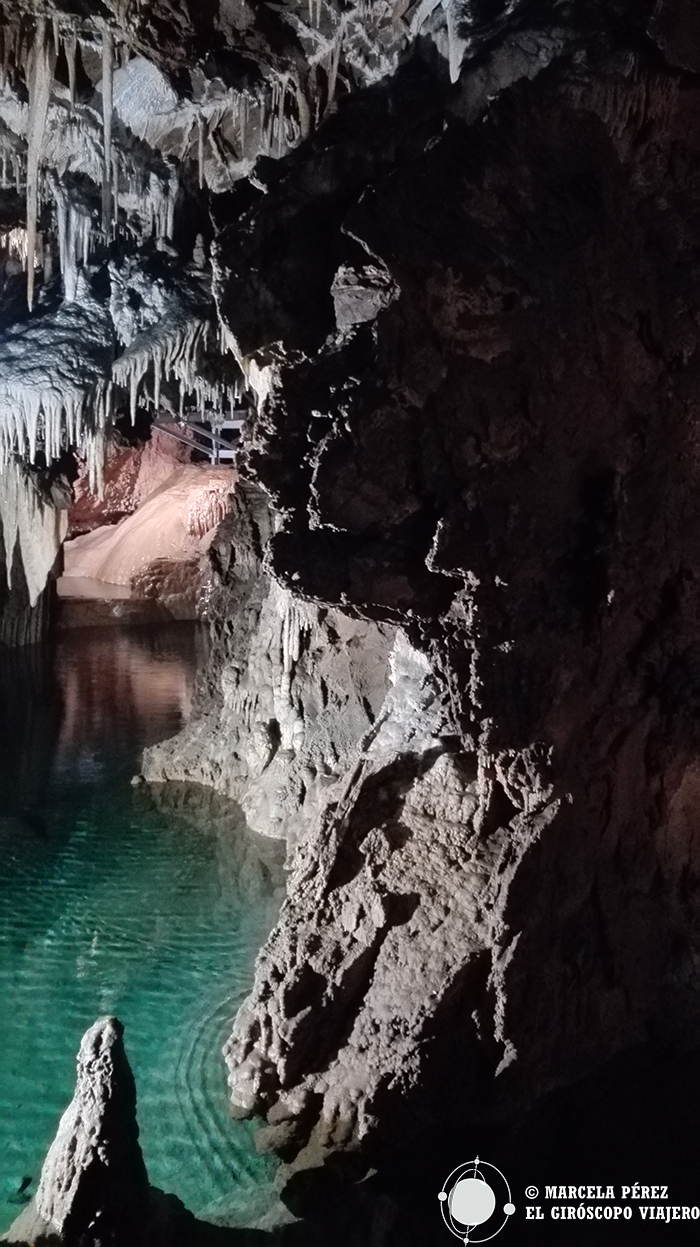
[153,352,161,413]
[270,79,277,152]
[0,461,68,607]
[25,18,56,311]
[101,26,114,240]
[296,84,312,139]
[53,181,91,303]
[65,24,77,109]
[326,37,341,115]
[0,277,114,501]
[111,309,242,428]
[0,228,28,269]
[445,0,466,84]
[43,238,52,285]
[198,114,205,189]
[274,76,281,155]
[112,148,119,229]
[232,93,240,154]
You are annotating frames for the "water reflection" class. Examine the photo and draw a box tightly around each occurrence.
[0,645,58,834]
[53,624,207,769]
[0,625,283,1231]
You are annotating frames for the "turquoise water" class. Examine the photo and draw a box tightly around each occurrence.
[0,627,283,1232]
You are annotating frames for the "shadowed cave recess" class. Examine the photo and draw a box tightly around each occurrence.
[4,0,700,1243]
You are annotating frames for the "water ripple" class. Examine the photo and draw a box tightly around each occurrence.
[0,628,282,1231]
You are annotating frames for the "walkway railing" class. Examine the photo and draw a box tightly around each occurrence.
[152,413,245,463]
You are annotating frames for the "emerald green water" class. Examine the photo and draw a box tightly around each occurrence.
[0,626,283,1232]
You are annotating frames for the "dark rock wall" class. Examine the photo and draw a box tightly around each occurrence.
[153,9,700,1162]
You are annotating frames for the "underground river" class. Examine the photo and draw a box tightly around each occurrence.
[0,624,284,1232]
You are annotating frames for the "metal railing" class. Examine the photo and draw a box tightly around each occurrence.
[152,412,245,463]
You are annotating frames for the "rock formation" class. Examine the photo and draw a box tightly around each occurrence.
[7,1017,149,1246]
[150,0,700,1168]
[5,0,700,1234]
[144,480,396,838]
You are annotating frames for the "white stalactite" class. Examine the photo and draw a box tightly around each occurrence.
[25,18,56,311]
[1,227,29,270]
[111,304,243,428]
[53,181,91,303]
[65,24,77,108]
[326,37,341,113]
[0,461,68,606]
[0,280,113,493]
[278,77,286,155]
[101,26,114,239]
[445,0,468,84]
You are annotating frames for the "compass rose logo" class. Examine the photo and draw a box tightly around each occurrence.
[438,1157,515,1243]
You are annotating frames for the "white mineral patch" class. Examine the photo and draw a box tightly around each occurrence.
[112,56,189,151]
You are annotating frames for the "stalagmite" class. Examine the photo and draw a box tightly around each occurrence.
[25,19,56,311]
[102,26,114,239]
[7,1018,149,1246]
